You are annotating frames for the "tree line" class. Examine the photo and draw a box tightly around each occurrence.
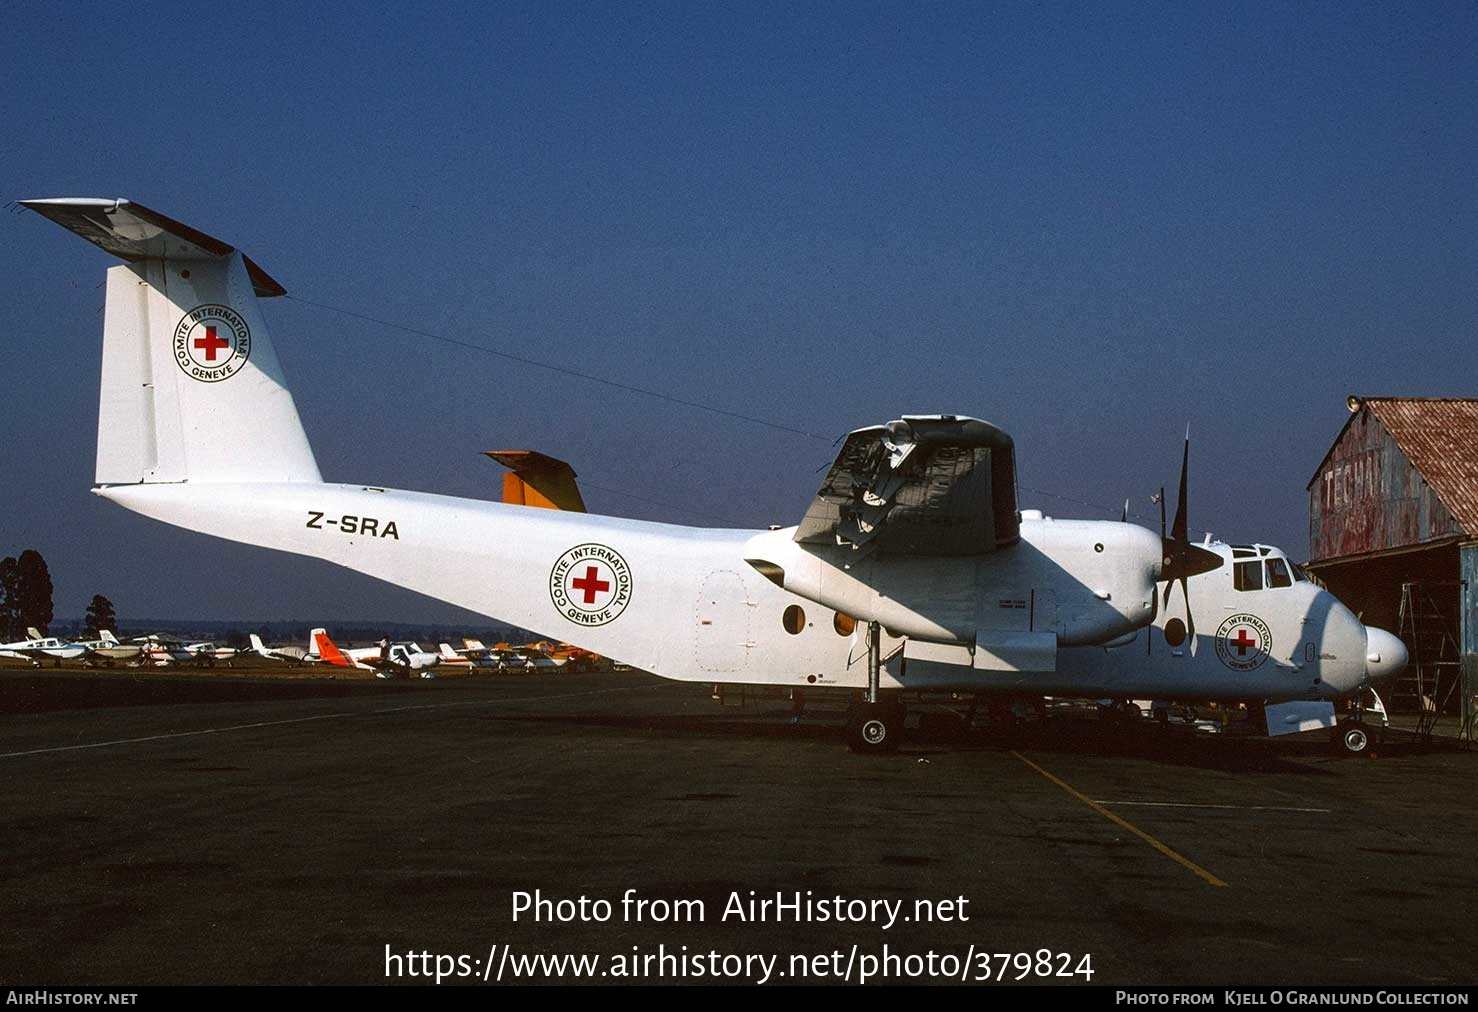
[0,548,117,641]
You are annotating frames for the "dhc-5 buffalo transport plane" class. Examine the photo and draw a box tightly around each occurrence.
[23,198,1406,753]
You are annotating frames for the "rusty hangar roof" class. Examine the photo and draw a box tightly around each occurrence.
[1310,397,1478,538]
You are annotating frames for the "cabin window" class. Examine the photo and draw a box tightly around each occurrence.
[833,612,857,636]
[1266,558,1292,588]
[782,605,806,634]
[1234,561,1263,592]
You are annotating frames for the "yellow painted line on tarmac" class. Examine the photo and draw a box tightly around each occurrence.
[1010,750,1229,888]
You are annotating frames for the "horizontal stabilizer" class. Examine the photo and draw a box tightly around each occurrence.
[21,198,285,297]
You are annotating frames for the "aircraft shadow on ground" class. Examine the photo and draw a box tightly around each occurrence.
[474,707,1450,774]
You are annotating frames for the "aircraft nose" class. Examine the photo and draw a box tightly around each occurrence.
[1364,626,1408,684]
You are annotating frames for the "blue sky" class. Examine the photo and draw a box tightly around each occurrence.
[1,2,1474,623]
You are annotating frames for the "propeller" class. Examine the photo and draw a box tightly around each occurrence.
[1158,432,1222,643]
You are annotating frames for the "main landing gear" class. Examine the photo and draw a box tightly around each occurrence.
[845,620,907,754]
[846,701,907,753]
[1332,719,1373,756]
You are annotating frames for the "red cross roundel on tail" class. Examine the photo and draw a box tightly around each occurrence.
[173,304,252,383]
[1214,613,1272,672]
[549,544,633,627]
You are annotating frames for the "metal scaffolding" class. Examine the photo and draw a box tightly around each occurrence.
[1396,581,1465,739]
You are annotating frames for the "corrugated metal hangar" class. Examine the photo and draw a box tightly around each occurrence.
[1306,397,1478,738]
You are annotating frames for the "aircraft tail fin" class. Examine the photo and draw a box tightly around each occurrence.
[100,629,118,645]
[249,633,269,656]
[22,198,321,485]
[485,451,586,512]
[464,638,487,651]
[438,643,460,660]
[310,628,353,667]
[26,627,41,641]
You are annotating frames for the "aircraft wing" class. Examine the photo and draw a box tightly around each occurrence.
[794,415,1019,556]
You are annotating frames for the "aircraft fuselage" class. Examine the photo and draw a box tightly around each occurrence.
[97,481,1388,704]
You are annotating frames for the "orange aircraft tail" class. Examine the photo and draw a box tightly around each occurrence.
[311,627,353,667]
[485,450,586,512]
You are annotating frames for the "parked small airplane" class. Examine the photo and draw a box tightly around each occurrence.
[25,196,1407,752]
[0,628,88,666]
[249,633,315,664]
[130,635,196,667]
[185,641,242,665]
[79,629,145,666]
[311,630,440,678]
[436,642,477,669]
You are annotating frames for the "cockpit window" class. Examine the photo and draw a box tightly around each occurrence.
[1266,558,1292,588]
[1234,560,1263,591]
[1291,564,1310,583]
[1231,545,1257,558]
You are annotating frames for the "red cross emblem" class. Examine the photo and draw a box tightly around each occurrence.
[570,565,611,605]
[174,305,252,383]
[550,544,632,626]
[1231,627,1258,656]
[193,325,231,361]
[1215,613,1271,671]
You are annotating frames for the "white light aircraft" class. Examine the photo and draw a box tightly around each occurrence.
[248,633,315,665]
[310,629,440,678]
[185,641,242,664]
[24,197,1406,752]
[0,628,88,666]
[131,635,195,667]
[78,629,145,666]
[436,643,477,669]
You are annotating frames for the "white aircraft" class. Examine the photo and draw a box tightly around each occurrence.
[310,629,441,678]
[1039,533,1404,753]
[436,643,476,669]
[0,628,88,666]
[248,633,315,664]
[78,629,145,666]
[185,641,243,663]
[452,639,503,668]
[24,197,1407,752]
[131,635,196,667]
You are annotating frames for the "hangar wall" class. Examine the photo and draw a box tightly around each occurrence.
[1306,397,1477,735]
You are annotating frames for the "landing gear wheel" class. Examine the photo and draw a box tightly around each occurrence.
[1333,721,1372,756]
[846,702,905,754]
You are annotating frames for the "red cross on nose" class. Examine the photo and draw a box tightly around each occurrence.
[194,325,231,361]
[1231,628,1258,656]
[570,565,610,605]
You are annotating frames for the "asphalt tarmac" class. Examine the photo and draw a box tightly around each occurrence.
[1,667,1471,986]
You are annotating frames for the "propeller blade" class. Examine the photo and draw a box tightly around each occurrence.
[1182,576,1195,644]
[1170,432,1189,544]
[1158,432,1221,583]
[1155,430,1215,644]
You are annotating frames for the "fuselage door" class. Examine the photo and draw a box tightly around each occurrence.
[695,570,752,673]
